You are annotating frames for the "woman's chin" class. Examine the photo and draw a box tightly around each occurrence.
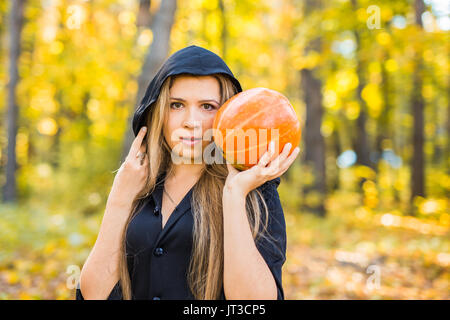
[176,151,205,164]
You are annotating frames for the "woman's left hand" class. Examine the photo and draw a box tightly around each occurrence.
[224,140,300,197]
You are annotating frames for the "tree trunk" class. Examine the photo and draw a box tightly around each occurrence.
[300,0,327,217]
[136,0,152,28]
[351,0,373,193]
[218,0,228,61]
[121,0,177,164]
[447,74,450,175]
[331,126,341,192]
[410,0,426,212]
[3,0,26,203]
[301,68,327,217]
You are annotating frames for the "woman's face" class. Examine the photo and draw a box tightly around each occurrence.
[163,75,221,163]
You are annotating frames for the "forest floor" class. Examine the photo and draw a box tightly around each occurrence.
[283,192,449,299]
[0,191,448,299]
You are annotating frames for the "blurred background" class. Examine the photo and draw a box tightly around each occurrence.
[0,0,448,299]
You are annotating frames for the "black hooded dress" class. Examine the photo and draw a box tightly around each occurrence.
[75,45,286,300]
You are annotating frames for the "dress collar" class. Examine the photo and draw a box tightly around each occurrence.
[151,170,196,242]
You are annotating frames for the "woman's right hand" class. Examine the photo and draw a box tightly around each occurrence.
[107,126,149,208]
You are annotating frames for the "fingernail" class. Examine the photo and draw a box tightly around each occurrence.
[286,143,292,151]
[142,126,147,132]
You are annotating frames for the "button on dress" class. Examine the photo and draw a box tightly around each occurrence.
[76,171,286,300]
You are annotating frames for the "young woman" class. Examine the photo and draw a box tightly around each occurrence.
[76,45,300,300]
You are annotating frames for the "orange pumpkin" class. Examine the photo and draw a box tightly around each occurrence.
[213,87,301,171]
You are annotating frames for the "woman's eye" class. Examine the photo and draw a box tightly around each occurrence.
[170,102,182,109]
[202,104,216,111]
[170,102,216,111]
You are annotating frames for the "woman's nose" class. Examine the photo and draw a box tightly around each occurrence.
[183,108,202,128]
[183,119,202,128]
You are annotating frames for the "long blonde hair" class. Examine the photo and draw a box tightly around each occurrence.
[118,73,281,299]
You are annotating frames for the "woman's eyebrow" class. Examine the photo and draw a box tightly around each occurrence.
[170,97,220,105]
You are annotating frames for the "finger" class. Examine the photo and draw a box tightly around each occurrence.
[279,143,292,162]
[258,140,278,168]
[140,153,149,166]
[139,143,146,153]
[267,143,299,173]
[129,126,147,158]
[258,149,271,167]
[290,146,300,160]
[268,142,292,171]
[278,146,300,172]
[138,149,148,165]
[268,140,279,162]
[135,143,147,158]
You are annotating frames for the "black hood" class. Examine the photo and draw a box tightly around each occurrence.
[132,45,243,137]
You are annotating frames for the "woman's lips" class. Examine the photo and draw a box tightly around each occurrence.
[180,137,202,146]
